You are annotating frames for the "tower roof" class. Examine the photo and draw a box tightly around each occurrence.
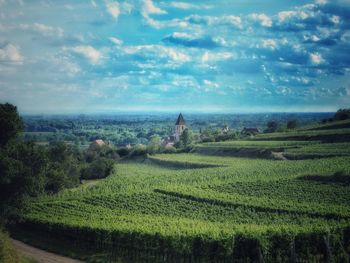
[175,113,186,125]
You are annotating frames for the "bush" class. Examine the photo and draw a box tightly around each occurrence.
[131,144,148,156]
[81,158,114,180]
[162,146,177,153]
[265,121,278,133]
[117,147,131,157]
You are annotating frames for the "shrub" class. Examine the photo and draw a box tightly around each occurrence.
[81,158,114,180]
[117,147,131,157]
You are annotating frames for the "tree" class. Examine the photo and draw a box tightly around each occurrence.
[266,121,278,133]
[0,103,23,147]
[147,135,161,154]
[81,158,114,180]
[287,120,298,129]
[0,142,48,220]
[334,109,350,121]
[180,128,193,147]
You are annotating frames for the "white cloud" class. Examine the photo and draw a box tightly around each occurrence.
[0,43,23,64]
[106,2,120,19]
[203,79,219,88]
[310,52,324,64]
[142,0,166,15]
[278,11,309,22]
[18,23,64,38]
[71,46,101,64]
[109,37,123,46]
[184,14,242,28]
[141,0,167,27]
[249,13,272,27]
[201,51,233,63]
[123,44,190,63]
[261,39,277,49]
[169,2,212,10]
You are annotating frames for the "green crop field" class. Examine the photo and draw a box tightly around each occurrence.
[15,118,350,263]
[19,135,350,262]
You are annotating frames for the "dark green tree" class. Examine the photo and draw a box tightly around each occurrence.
[287,120,298,129]
[0,103,23,147]
[266,121,278,133]
[81,158,114,179]
[180,128,193,147]
[334,109,350,121]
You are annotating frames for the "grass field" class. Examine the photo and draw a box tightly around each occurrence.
[17,122,350,262]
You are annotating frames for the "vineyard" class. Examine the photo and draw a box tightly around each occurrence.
[17,124,350,262]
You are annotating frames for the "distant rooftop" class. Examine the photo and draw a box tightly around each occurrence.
[93,139,105,146]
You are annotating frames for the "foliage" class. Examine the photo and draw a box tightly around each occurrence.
[22,112,333,146]
[287,119,298,129]
[0,104,85,221]
[0,103,23,147]
[21,137,350,261]
[0,142,48,220]
[265,121,278,133]
[179,128,193,147]
[147,135,161,154]
[334,108,350,121]
[81,158,114,180]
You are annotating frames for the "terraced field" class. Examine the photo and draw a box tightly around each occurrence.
[19,139,350,262]
[15,120,350,262]
[195,140,350,159]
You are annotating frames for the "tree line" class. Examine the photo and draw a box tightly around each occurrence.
[0,103,115,224]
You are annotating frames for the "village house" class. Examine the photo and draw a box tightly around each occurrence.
[89,139,106,150]
[222,125,230,133]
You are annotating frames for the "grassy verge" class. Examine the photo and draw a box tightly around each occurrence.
[0,229,37,263]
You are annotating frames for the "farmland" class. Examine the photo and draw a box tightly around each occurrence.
[16,123,350,262]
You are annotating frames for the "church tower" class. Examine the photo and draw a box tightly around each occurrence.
[175,113,186,142]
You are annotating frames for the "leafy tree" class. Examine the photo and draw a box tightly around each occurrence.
[81,158,114,179]
[117,147,131,157]
[287,120,298,129]
[131,144,147,156]
[334,109,350,121]
[174,140,184,149]
[266,121,278,133]
[0,103,23,147]
[45,168,67,193]
[180,128,193,147]
[200,128,215,143]
[49,141,70,163]
[0,142,48,220]
[147,135,161,154]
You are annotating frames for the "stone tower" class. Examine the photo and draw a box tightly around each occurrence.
[175,113,186,142]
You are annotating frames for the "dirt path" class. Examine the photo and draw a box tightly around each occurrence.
[11,239,84,263]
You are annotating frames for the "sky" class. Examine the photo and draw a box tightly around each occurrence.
[0,0,349,114]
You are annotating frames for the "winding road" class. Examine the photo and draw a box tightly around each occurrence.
[11,239,84,263]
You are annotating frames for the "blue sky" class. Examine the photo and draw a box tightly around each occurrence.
[0,0,349,113]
